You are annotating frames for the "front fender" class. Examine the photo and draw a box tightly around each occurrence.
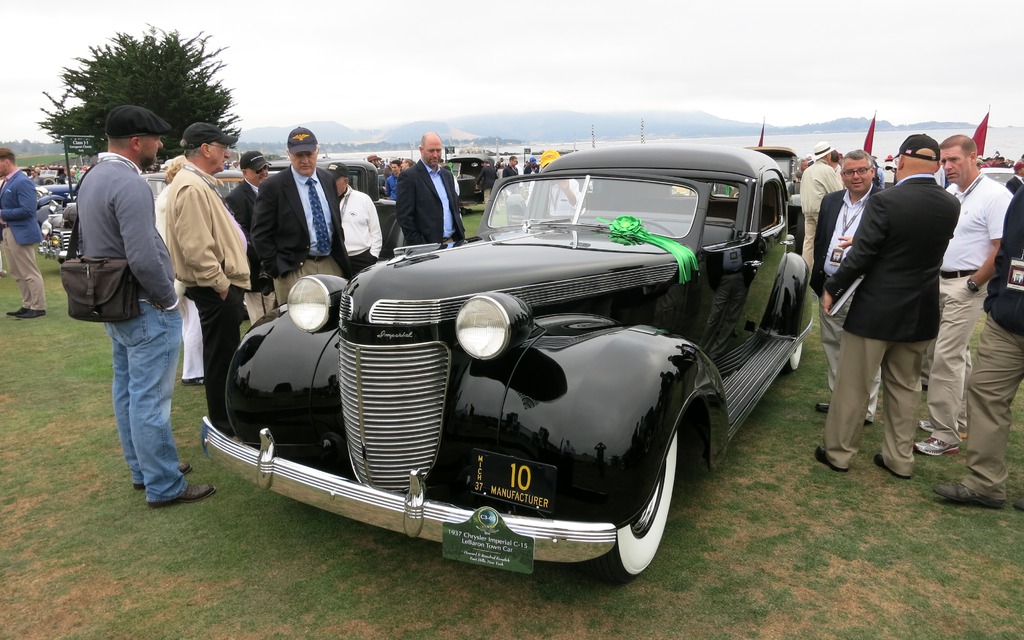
[452,317,724,527]
[761,251,811,337]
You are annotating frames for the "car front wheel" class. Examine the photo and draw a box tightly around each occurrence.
[584,432,677,583]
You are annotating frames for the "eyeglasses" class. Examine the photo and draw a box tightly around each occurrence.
[840,167,874,177]
[204,142,230,151]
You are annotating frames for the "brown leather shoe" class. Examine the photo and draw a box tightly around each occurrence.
[133,462,193,490]
[147,483,216,508]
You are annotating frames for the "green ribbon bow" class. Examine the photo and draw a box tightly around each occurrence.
[600,215,699,284]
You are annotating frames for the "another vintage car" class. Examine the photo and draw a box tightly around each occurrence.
[447,153,497,204]
[202,144,811,582]
[749,145,803,249]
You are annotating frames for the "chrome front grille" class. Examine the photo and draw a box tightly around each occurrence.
[339,339,450,491]
[368,263,678,325]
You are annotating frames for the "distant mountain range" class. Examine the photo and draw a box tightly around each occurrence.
[237,111,976,149]
[4,111,977,155]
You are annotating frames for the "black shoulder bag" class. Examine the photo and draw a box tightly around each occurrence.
[59,167,141,322]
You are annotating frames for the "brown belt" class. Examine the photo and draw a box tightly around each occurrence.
[307,255,330,262]
[940,269,976,279]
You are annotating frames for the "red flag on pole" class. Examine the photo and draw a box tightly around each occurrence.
[757,118,765,147]
[973,109,990,157]
[863,112,876,155]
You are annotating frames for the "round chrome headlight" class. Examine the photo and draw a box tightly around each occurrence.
[456,293,533,360]
[288,277,332,332]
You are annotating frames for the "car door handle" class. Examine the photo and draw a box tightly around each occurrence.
[744,260,763,268]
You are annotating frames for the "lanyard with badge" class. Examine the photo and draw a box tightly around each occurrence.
[828,200,864,268]
[1007,246,1024,292]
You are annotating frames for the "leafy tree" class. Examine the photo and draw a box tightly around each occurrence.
[40,27,238,159]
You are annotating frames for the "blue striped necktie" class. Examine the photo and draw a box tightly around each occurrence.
[306,178,331,254]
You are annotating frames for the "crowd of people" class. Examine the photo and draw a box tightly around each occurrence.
[804,133,1024,512]
[5,104,1024,514]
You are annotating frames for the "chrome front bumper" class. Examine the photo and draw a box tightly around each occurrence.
[201,419,617,563]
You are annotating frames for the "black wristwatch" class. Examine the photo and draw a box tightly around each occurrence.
[967,278,979,292]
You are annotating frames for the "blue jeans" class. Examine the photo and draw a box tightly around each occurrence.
[105,301,186,502]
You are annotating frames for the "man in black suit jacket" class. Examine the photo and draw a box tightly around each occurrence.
[395,131,466,246]
[225,151,276,324]
[251,127,352,302]
[809,149,881,422]
[815,134,960,478]
[1007,162,1024,195]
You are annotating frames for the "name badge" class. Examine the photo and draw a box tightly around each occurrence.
[829,246,845,267]
[1007,259,1024,291]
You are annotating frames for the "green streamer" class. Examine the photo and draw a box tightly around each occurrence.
[598,215,700,284]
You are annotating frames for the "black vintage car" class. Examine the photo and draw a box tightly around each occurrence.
[203,144,811,582]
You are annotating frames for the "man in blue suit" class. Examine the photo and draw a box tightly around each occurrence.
[395,131,465,246]
[0,148,46,318]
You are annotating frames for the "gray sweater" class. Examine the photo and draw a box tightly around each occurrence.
[75,154,177,309]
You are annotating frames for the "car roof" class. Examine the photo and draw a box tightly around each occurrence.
[543,143,780,179]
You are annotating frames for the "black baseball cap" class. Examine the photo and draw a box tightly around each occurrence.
[239,151,269,172]
[326,162,350,181]
[181,122,238,149]
[898,134,940,162]
[105,105,172,138]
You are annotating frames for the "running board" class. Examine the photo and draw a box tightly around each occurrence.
[720,333,796,433]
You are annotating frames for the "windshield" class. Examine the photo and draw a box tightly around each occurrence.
[487,176,698,237]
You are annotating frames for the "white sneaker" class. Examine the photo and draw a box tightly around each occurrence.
[914,437,959,456]
[918,420,934,433]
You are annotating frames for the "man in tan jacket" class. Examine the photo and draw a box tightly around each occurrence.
[165,122,249,433]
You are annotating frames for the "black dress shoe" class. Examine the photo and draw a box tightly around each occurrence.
[181,377,204,386]
[13,309,45,319]
[6,307,27,316]
[873,453,911,479]
[147,483,216,508]
[815,402,830,413]
[133,462,193,490]
[814,445,848,473]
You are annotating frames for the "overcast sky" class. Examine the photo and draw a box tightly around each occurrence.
[4,1,1019,142]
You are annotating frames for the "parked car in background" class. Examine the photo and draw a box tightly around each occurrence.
[980,166,1014,186]
[202,144,811,583]
[143,168,244,199]
[447,153,496,205]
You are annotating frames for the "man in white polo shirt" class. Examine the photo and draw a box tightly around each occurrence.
[916,134,1010,456]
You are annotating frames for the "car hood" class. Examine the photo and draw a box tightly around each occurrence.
[345,227,683,321]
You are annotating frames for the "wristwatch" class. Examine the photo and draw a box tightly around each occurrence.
[967,278,979,292]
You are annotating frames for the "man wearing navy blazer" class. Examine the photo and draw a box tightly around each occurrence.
[815,134,960,479]
[251,127,352,303]
[395,131,466,246]
[0,147,46,318]
[809,149,881,423]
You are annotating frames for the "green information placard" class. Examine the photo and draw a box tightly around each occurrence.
[442,507,534,574]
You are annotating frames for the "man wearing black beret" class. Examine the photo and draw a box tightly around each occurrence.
[76,104,216,507]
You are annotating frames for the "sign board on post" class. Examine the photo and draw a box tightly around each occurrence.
[62,135,95,201]
[63,135,94,153]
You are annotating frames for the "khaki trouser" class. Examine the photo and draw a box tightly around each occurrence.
[243,290,277,326]
[960,316,1024,501]
[801,211,818,266]
[924,276,985,444]
[2,227,46,311]
[823,332,929,475]
[819,295,880,421]
[273,257,344,305]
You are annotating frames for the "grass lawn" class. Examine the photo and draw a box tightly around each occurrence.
[1,252,1022,640]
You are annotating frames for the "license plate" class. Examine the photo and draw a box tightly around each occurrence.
[470,449,557,513]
